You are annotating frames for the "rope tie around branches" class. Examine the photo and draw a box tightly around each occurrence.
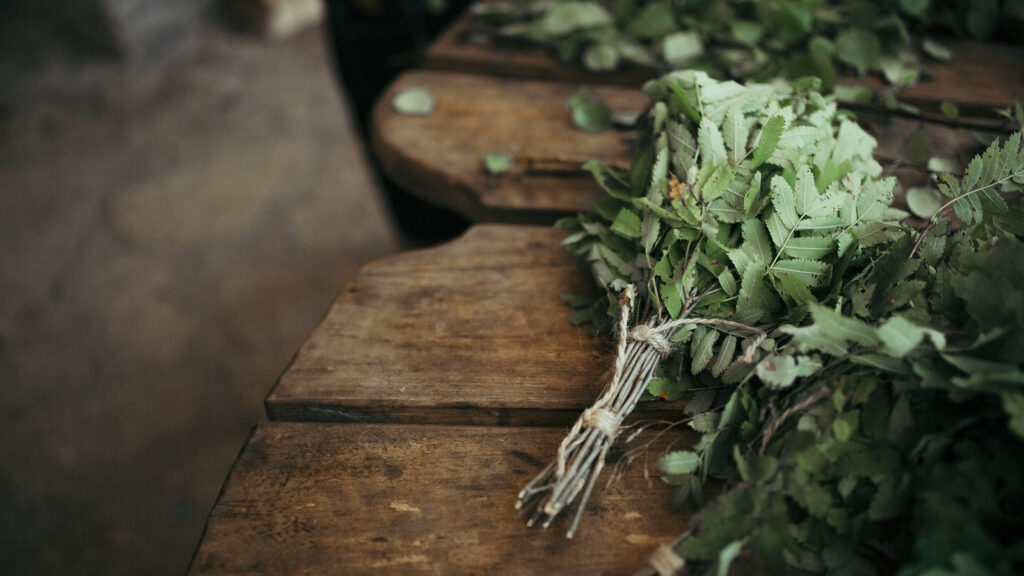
[582,407,620,438]
[630,324,672,356]
[518,285,768,538]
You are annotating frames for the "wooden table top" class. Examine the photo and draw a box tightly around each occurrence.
[267,224,692,425]
[189,422,693,575]
[372,70,647,223]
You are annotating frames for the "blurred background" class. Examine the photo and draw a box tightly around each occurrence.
[0,0,441,573]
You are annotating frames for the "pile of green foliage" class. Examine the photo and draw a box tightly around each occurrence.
[473,0,1024,88]
[555,70,1024,574]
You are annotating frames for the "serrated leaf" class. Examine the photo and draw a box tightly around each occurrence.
[793,166,819,215]
[771,258,828,287]
[770,176,798,228]
[691,327,720,375]
[752,116,785,169]
[610,208,642,239]
[741,219,773,266]
[689,412,721,434]
[718,270,737,297]
[723,106,749,165]
[699,117,728,166]
[878,316,925,357]
[657,450,700,475]
[711,335,738,377]
[781,235,833,259]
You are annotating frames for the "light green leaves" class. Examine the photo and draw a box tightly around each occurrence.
[835,28,882,76]
[751,116,785,169]
[536,1,612,37]
[657,450,701,475]
[484,153,511,175]
[567,87,613,133]
[663,31,704,65]
[934,131,1024,225]
[392,88,434,115]
[877,316,924,357]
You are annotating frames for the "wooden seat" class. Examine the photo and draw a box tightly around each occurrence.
[188,422,692,575]
[267,224,691,425]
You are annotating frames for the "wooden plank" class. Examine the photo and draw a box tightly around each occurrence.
[372,70,1000,224]
[425,8,1024,117]
[424,8,654,87]
[267,224,695,424]
[189,422,693,575]
[371,70,648,223]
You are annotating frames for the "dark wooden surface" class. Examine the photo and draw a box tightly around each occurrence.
[372,69,1002,224]
[371,70,647,223]
[189,422,693,575]
[268,224,692,424]
[426,7,1024,117]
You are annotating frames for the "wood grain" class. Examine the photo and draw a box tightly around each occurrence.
[372,69,998,224]
[426,8,1024,117]
[371,70,648,223]
[189,422,694,575]
[268,224,692,424]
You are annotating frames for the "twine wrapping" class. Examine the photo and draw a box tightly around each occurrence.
[517,285,767,538]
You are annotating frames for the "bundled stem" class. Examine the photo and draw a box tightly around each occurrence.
[518,284,768,537]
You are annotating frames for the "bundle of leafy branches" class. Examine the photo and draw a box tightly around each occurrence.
[471,0,1024,88]
[521,70,1024,574]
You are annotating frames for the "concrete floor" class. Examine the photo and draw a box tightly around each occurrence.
[0,21,402,575]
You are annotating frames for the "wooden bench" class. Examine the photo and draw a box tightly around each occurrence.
[189,422,693,575]
[266,224,690,425]
[191,4,1024,573]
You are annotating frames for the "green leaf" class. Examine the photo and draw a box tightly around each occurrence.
[699,117,728,167]
[835,28,882,76]
[900,0,931,17]
[722,106,749,165]
[626,1,676,39]
[663,31,704,65]
[711,334,738,378]
[483,153,511,175]
[582,43,619,71]
[392,88,435,115]
[567,88,613,134]
[536,2,613,36]
[689,412,721,434]
[691,326,720,375]
[756,354,799,388]
[902,126,929,165]
[781,236,833,260]
[771,258,828,287]
[718,270,737,297]
[648,375,691,401]
[770,176,799,229]
[877,316,925,357]
[921,37,952,61]
[657,450,701,475]
[751,116,785,169]
[906,186,943,219]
